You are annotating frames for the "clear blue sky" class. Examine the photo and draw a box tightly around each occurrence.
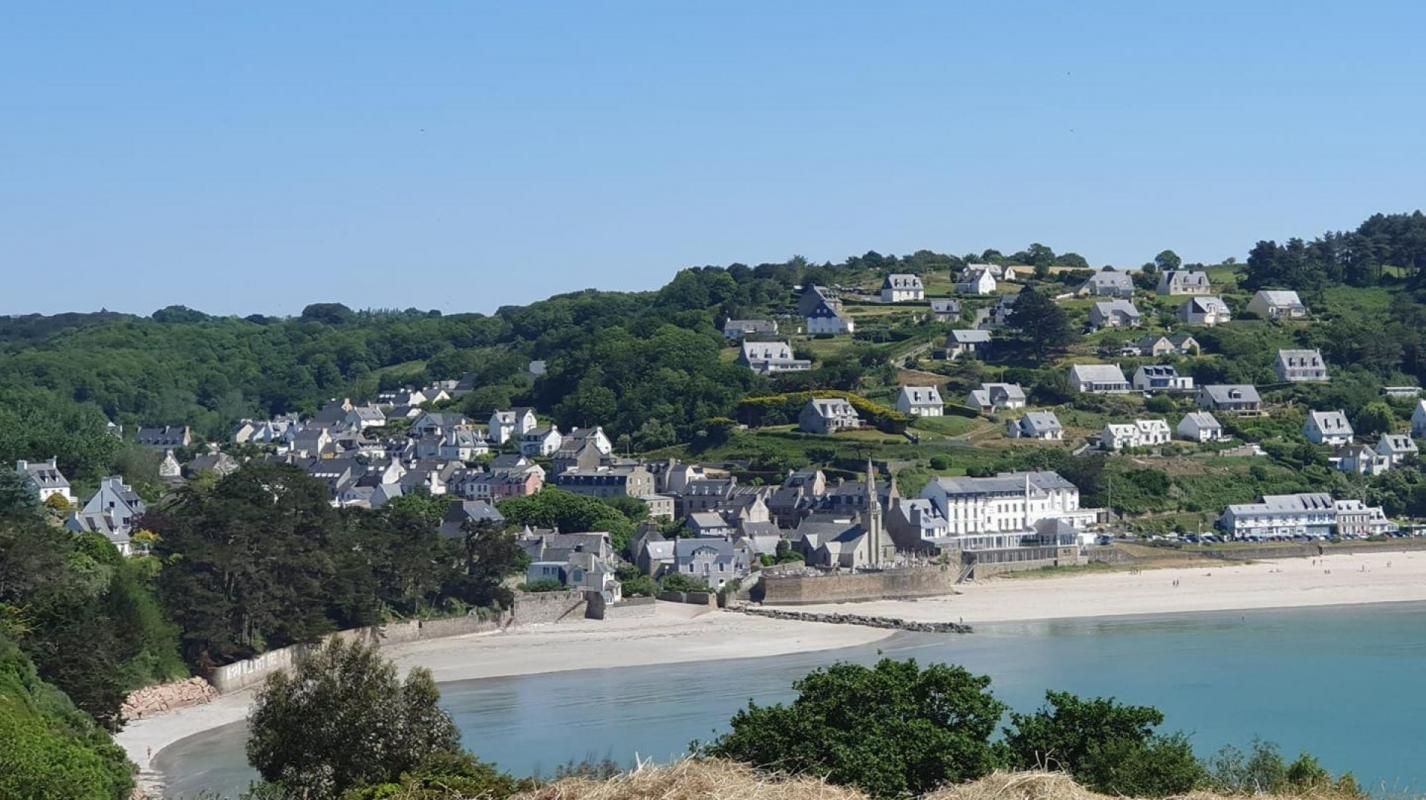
[4,1,1424,317]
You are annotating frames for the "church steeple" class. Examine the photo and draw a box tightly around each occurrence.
[864,458,884,567]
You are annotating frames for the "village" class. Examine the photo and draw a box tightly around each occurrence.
[21,260,1426,613]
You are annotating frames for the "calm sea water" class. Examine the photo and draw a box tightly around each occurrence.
[155,602,1426,798]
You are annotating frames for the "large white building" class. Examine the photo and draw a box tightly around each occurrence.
[1102,419,1171,451]
[1220,493,1392,539]
[919,471,1098,547]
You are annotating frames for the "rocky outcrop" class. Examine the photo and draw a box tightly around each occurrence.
[121,676,220,721]
[740,606,971,633]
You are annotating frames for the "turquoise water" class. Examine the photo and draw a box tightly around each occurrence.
[155,602,1426,798]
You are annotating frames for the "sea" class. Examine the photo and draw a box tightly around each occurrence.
[154,601,1426,798]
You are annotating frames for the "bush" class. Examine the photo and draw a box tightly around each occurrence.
[521,579,566,593]
[706,659,1005,798]
[660,573,709,593]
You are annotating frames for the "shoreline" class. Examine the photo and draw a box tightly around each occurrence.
[117,604,893,794]
[122,548,1426,796]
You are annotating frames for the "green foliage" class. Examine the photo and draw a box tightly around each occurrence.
[1004,691,1203,797]
[1353,401,1395,438]
[1006,288,1075,360]
[707,659,1006,798]
[247,638,471,800]
[736,390,911,433]
[659,573,709,593]
[0,518,184,728]
[521,578,565,593]
[1206,739,1364,798]
[0,632,134,800]
[497,488,636,554]
[340,751,528,800]
[0,388,126,486]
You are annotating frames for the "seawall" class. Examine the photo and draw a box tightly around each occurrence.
[742,606,971,633]
[758,566,955,606]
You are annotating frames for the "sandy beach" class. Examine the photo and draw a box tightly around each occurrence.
[796,549,1426,624]
[116,604,891,785]
[120,548,1426,793]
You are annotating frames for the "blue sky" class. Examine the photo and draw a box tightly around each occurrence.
[3,2,1424,316]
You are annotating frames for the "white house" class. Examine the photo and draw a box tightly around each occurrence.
[920,471,1096,541]
[799,398,862,434]
[1157,270,1212,296]
[1178,296,1233,326]
[520,426,563,457]
[881,274,925,303]
[1177,411,1225,442]
[896,386,944,417]
[955,268,997,295]
[489,407,538,444]
[1126,334,1199,358]
[1069,364,1131,394]
[930,298,963,322]
[1375,434,1418,467]
[15,459,72,504]
[1275,349,1329,383]
[739,340,811,374]
[1220,493,1339,539]
[1132,365,1193,393]
[1089,299,1142,330]
[946,329,991,360]
[1007,411,1064,440]
[1102,419,1171,451]
[966,383,1026,414]
[806,301,856,335]
[1198,384,1262,414]
[1414,400,1426,438]
[1304,410,1353,446]
[1247,290,1309,320]
[1336,444,1390,477]
[721,319,778,341]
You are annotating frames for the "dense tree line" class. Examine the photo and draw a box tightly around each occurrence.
[1245,211,1426,289]
[146,464,525,672]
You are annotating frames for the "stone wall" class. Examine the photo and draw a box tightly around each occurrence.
[657,590,717,607]
[758,566,955,606]
[509,590,588,624]
[602,596,658,619]
[966,545,1081,579]
[209,614,508,693]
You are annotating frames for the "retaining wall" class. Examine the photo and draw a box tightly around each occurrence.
[603,596,659,619]
[509,590,588,624]
[758,566,954,606]
[657,590,717,607]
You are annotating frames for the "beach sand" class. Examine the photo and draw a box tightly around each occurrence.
[121,548,1426,791]
[117,603,891,785]
[796,549,1426,624]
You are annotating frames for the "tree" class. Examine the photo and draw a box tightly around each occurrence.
[1007,288,1076,360]
[707,659,1006,798]
[246,638,465,799]
[659,572,709,592]
[0,470,38,518]
[497,488,636,554]
[1004,691,1204,797]
[1353,401,1395,438]
[1154,250,1182,272]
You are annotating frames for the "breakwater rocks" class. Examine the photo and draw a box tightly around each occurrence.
[121,676,221,721]
[741,606,971,633]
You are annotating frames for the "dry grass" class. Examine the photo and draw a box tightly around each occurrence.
[514,763,1371,800]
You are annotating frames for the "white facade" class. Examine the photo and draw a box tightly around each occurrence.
[520,427,563,457]
[880,274,925,303]
[1069,364,1131,394]
[1177,412,1225,442]
[806,305,856,335]
[956,269,997,295]
[1178,296,1232,326]
[1304,410,1353,446]
[1247,290,1309,320]
[1275,349,1329,383]
[1102,419,1171,451]
[920,472,1092,538]
[896,385,944,417]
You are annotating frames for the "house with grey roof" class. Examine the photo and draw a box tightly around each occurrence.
[798,284,841,317]
[1336,444,1390,477]
[1177,411,1225,442]
[895,385,944,417]
[1157,270,1212,296]
[1068,364,1130,394]
[1247,290,1309,320]
[1178,295,1232,326]
[673,538,749,588]
[637,535,676,577]
[806,299,855,335]
[1375,434,1418,467]
[920,471,1095,542]
[1077,270,1135,298]
[930,298,963,322]
[1007,411,1063,440]
[1102,419,1171,451]
[439,500,505,538]
[798,398,862,434]
[1275,349,1329,383]
[1197,384,1261,414]
[688,511,734,538]
[946,329,991,360]
[66,476,147,556]
[881,273,925,303]
[739,340,811,375]
[966,383,1026,414]
[1304,410,1354,446]
[137,425,191,449]
[520,425,563,457]
[1220,493,1340,539]
[956,267,997,295]
[15,458,72,504]
[186,449,240,479]
[1132,365,1193,393]
[488,407,538,445]
[722,319,778,341]
[1089,299,1142,330]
